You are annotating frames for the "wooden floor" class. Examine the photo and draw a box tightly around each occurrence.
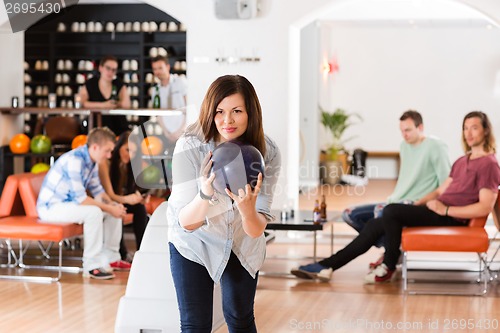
[1,180,500,332]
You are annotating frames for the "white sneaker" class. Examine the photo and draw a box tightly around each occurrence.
[364,263,395,284]
[290,264,333,282]
[317,268,333,282]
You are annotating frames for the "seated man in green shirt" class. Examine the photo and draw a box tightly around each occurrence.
[342,110,450,249]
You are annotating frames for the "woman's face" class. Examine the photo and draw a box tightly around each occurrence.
[214,93,248,143]
[99,60,118,82]
[119,142,131,164]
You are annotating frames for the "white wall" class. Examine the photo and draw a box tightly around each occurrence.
[299,22,320,188]
[317,20,500,165]
[0,24,24,146]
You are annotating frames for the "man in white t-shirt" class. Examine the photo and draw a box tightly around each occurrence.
[151,56,188,146]
[150,56,188,189]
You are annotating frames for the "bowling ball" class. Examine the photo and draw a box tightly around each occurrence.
[31,135,52,154]
[9,133,30,154]
[71,134,87,149]
[211,141,265,196]
[31,162,50,174]
[141,165,162,184]
[141,136,163,156]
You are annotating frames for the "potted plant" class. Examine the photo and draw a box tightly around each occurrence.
[320,107,362,184]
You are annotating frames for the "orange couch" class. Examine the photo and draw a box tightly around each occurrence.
[0,172,83,282]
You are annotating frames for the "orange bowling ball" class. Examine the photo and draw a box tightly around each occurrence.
[71,134,87,149]
[141,136,163,156]
[9,133,30,154]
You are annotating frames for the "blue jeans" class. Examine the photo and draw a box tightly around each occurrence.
[342,203,385,248]
[169,243,258,333]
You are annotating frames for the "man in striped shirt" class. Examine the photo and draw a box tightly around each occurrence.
[37,127,131,279]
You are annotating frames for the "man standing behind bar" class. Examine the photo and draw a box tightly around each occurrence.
[150,55,188,154]
[150,55,187,111]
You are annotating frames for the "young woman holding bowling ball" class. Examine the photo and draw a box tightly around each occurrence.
[167,75,281,332]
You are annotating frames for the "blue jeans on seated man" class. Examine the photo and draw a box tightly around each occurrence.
[169,242,258,333]
[342,201,414,248]
[342,202,386,248]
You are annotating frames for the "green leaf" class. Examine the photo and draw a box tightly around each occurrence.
[320,107,363,157]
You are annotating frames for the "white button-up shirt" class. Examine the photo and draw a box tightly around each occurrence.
[167,134,281,283]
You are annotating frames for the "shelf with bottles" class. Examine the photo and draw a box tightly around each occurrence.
[24,4,187,110]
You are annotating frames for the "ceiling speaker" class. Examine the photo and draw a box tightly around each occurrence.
[215,0,258,20]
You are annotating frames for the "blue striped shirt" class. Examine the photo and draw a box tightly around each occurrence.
[167,134,281,283]
[36,145,104,212]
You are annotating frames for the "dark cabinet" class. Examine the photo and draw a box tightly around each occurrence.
[23,4,186,135]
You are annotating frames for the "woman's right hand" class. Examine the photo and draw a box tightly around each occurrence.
[200,151,215,197]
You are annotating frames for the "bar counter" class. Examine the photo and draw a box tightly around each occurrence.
[0,107,185,129]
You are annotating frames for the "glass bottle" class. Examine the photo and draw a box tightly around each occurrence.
[313,200,321,225]
[153,85,161,109]
[110,85,118,101]
[320,195,327,220]
[281,204,288,221]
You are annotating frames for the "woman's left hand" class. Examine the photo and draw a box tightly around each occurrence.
[225,173,263,215]
[426,199,447,216]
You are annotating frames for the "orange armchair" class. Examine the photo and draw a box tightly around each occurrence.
[401,215,490,296]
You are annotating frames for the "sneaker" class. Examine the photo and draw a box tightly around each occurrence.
[83,268,115,280]
[317,268,333,282]
[291,263,333,282]
[364,263,395,284]
[110,260,132,271]
[368,254,384,270]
